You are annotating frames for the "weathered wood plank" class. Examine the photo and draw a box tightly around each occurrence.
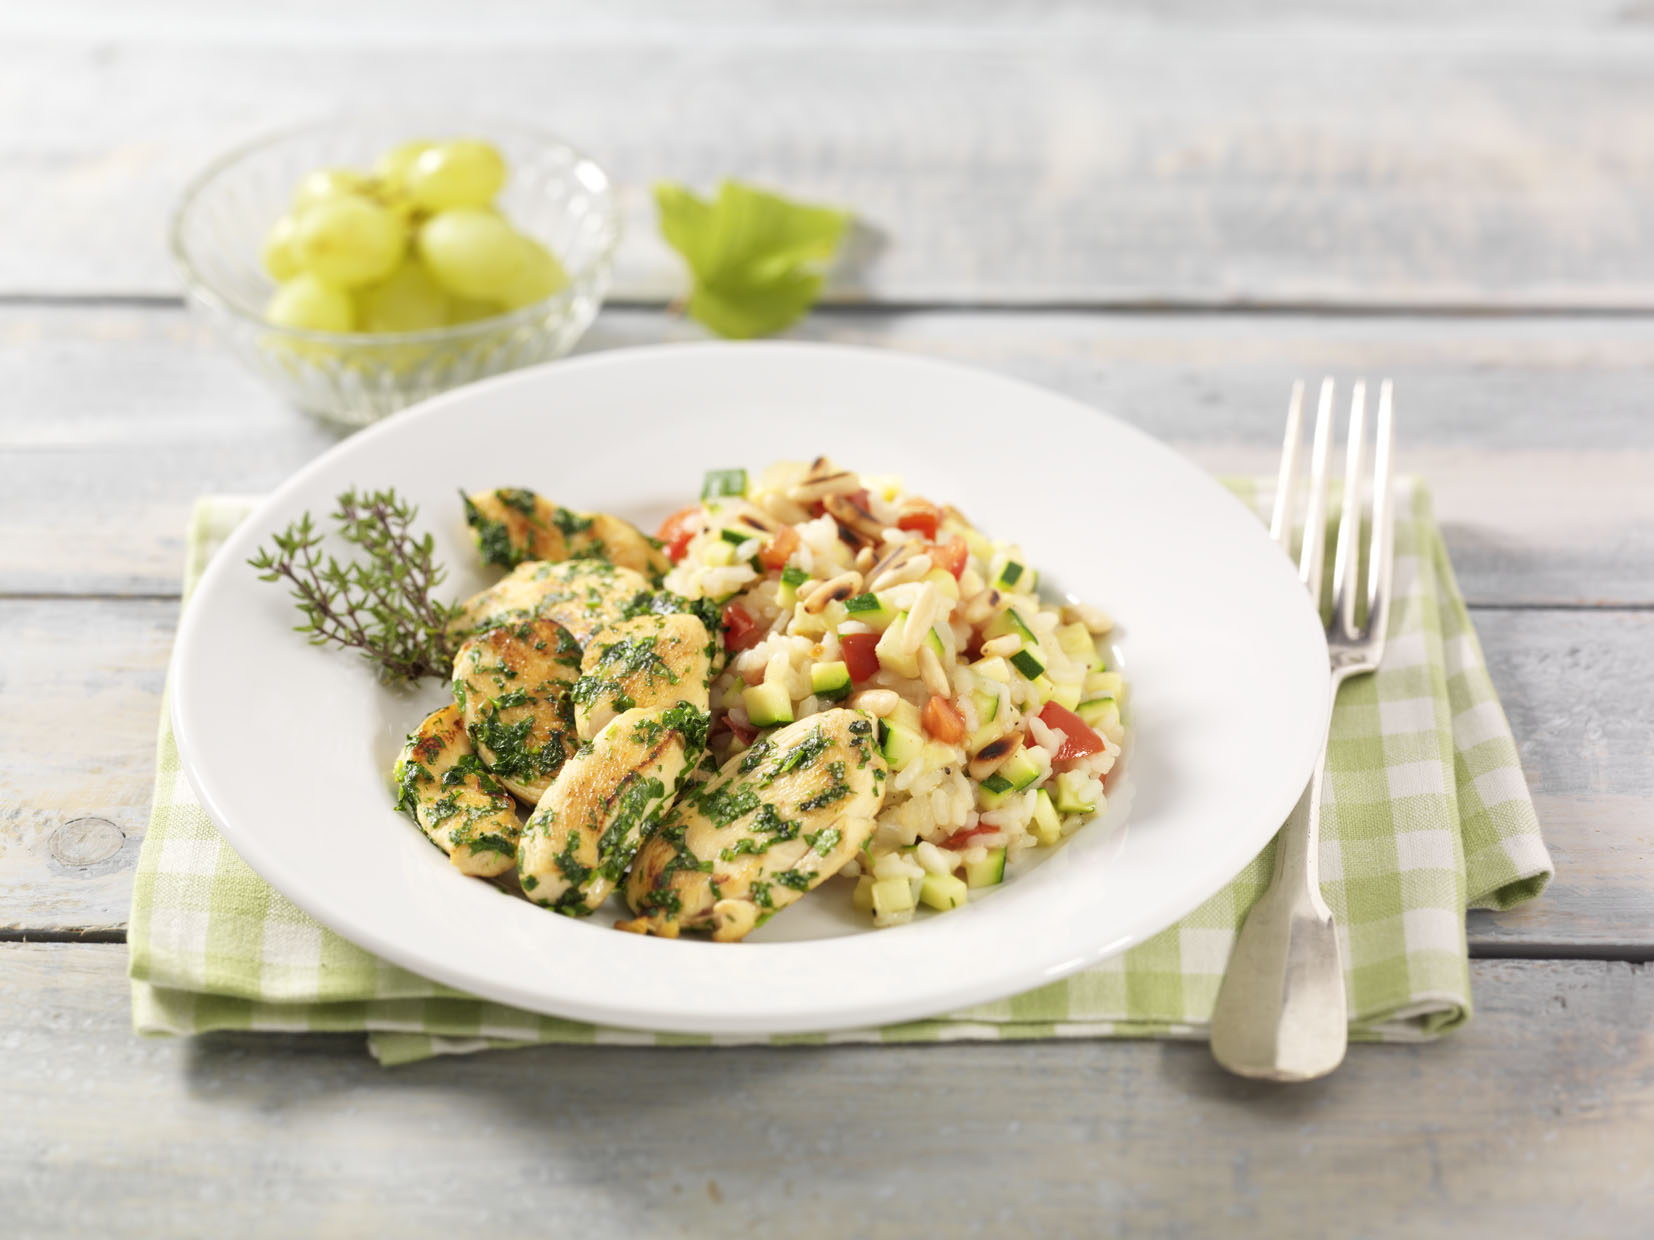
[3,943,1650,1237]
[5,1,1654,305]
[0,600,173,933]
[3,596,1647,953]
[4,305,1652,605]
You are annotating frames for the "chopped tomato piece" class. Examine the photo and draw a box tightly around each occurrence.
[759,524,800,573]
[922,695,966,744]
[942,823,1001,849]
[722,602,763,652]
[930,536,968,580]
[839,632,881,683]
[657,505,703,564]
[896,501,940,541]
[1037,701,1105,761]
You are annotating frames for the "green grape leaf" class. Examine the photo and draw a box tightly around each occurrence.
[655,180,851,339]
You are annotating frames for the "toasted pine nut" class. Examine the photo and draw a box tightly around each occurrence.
[802,571,864,614]
[981,633,1022,658]
[852,689,901,717]
[917,643,951,697]
[1063,602,1114,634]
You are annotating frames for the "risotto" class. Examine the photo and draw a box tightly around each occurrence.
[659,456,1127,927]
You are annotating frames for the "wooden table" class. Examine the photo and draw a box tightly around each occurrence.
[5,4,1652,1235]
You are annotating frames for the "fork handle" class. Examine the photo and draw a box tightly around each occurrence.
[1209,671,1354,1082]
[1270,743,1333,920]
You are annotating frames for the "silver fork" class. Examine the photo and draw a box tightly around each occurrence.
[1209,377,1397,1082]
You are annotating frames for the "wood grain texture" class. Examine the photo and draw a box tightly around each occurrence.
[3,943,1651,1238]
[4,305,1652,605]
[2,598,1647,951]
[5,1,1654,305]
[0,600,173,933]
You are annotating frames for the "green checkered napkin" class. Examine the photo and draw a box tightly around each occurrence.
[129,480,1552,1066]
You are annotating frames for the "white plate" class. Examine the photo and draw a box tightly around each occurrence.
[172,342,1329,1035]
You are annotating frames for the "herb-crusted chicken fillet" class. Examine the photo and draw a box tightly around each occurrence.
[393,704,523,877]
[572,612,717,742]
[517,703,711,914]
[619,709,887,941]
[452,616,582,803]
[463,487,670,580]
[450,558,651,647]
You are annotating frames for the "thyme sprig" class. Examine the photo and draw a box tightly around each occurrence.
[249,487,462,685]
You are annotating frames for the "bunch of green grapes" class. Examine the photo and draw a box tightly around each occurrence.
[261,139,569,334]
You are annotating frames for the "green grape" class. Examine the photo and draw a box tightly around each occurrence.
[292,167,373,213]
[266,273,355,332]
[292,196,405,288]
[498,233,570,310]
[356,257,450,333]
[405,140,507,211]
[373,140,433,193]
[261,214,301,281]
[416,207,528,300]
[447,296,504,325]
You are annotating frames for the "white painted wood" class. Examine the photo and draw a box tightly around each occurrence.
[4,1,1654,305]
[2,944,1649,1238]
[3,597,1646,952]
[4,306,1651,605]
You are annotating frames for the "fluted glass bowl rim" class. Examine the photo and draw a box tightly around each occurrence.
[168,116,619,348]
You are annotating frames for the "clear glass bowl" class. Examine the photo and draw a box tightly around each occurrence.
[170,119,618,429]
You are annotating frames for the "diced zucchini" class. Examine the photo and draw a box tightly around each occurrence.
[1049,679,1083,712]
[886,696,923,735]
[1054,770,1098,816]
[851,875,875,912]
[985,607,1038,644]
[1056,623,1103,672]
[1077,696,1118,728]
[999,748,1042,790]
[1056,621,1094,658]
[922,567,961,601]
[704,540,736,567]
[923,623,946,660]
[871,875,916,915]
[844,591,899,631]
[743,682,793,727]
[1084,670,1124,697]
[701,467,747,500]
[964,847,1007,888]
[1009,646,1046,681]
[810,660,853,702]
[978,771,1017,810]
[971,655,1010,684]
[878,717,926,770]
[959,526,994,561]
[875,613,918,678]
[719,527,751,547]
[1031,789,1062,845]
[970,688,1000,727]
[993,559,1030,592]
[919,872,969,911]
[779,565,810,607]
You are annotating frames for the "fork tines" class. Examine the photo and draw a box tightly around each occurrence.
[1270,378,1396,641]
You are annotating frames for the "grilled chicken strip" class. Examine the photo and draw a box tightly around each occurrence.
[452,617,582,803]
[518,704,710,914]
[573,612,717,742]
[620,709,887,941]
[393,704,522,877]
[450,558,650,647]
[463,487,670,580]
